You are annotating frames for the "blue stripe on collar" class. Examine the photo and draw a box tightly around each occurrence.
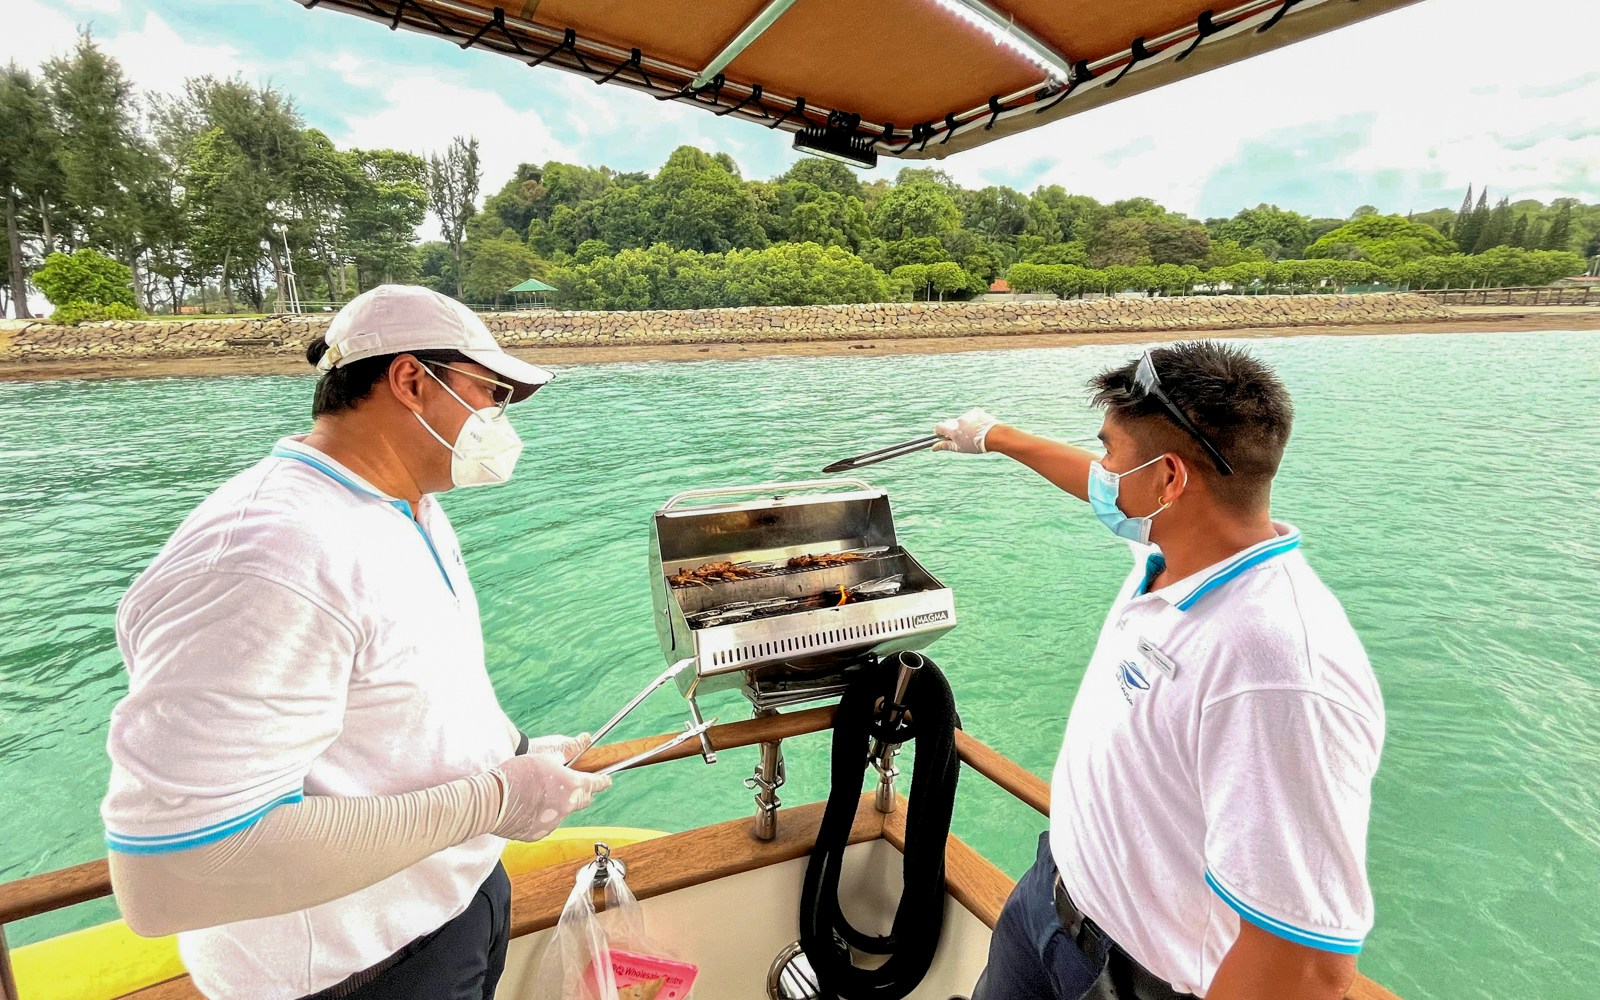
[270,446,457,598]
[270,446,389,502]
[1173,530,1301,612]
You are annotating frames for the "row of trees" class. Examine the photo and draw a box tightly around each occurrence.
[1007,246,1585,298]
[0,33,480,319]
[3,34,1598,319]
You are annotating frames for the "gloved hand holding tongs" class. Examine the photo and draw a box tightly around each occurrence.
[565,658,715,777]
[821,408,1002,472]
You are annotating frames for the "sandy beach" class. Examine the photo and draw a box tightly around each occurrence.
[1,307,1595,383]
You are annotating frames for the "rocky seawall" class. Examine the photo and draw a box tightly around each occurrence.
[0,294,1457,361]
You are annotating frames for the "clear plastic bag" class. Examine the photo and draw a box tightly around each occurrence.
[537,856,697,1000]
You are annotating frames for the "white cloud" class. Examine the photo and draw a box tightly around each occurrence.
[331,74,584,240]
[932,0,1600,217]
[3,3,253,104]
[0,2,83,66]
[102,10,250,98]
[8,0,1591,235]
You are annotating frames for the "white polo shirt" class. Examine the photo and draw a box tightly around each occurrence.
[1050,524,1384,996]
[101,437,521,999]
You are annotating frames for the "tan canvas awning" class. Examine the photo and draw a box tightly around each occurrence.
[291,0,1421,161]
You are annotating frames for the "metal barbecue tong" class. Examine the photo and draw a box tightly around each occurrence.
[565,658,717,775]
[821,434,941,473]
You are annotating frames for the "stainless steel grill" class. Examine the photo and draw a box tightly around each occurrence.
[650,479,956,709]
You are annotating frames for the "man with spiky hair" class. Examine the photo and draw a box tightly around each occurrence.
[936,341,1384,1000]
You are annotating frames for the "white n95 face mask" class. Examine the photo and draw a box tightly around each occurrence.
[416,368,524,488]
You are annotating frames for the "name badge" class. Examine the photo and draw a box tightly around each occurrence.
[1137,637,1176,677]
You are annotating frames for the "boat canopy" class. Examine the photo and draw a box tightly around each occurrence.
[291,0,1420,162]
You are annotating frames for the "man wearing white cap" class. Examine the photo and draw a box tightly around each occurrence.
[102,286,609,999]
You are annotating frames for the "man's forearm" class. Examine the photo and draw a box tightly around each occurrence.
[983,424,1095,502]
[110,771,504,937]
[1206,923,1357,1000]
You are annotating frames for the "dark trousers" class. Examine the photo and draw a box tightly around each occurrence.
[308,863,512,1000]
[972,833,1109,1000]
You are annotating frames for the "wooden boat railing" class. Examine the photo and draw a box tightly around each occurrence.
[0,707,1401,1000]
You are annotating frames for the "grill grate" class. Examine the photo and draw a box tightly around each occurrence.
[669,547,900,588]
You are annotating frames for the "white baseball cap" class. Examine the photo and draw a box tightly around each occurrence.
[317,285,553,403]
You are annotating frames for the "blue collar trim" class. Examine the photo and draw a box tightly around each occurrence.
[1136,552,1166,597]
[270,446,392,504]
[270,444,457,598]
[1171,529,1301,611]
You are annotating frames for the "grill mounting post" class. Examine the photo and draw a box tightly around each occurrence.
[870,652,924,814]
[746,707,786,840]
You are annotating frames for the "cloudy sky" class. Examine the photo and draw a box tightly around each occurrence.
[8,0,1598,221]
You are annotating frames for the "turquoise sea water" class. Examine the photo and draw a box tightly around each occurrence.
[1,330,1597,999]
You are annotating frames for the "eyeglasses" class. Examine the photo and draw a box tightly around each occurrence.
[1132,351,1233,476]
[426,362,517,417]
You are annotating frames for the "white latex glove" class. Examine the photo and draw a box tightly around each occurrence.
[487,733,611,842]
[933,408,1001,454]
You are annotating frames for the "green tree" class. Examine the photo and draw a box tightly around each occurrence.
[1031,187,1107,243]
[1087,218,1153,268]
[1143,218,1211,266]
[1456,188,1490,255]
[463,237,541,306]
[1509,214,1529,249]
[926,261,970,301]
[889,263,931,301]
[870,236,950,272]
[589,183,656,250]
[344,148,428,288]
[778,158,862,200]
[0,64,58,317]
[722,243,885,306]
[1305,214,1455,268]
[1475,196,1512,253]
[1543,199,1574,251]
[1452,185,1474,251]
[870,181,961,242]
[573,239,612,264]
[646,146,766,252]
[476,163,544,240]
[1026,241,1091,266]
[1203,240,1267,270]
[1209,204,1313,259]
[427,135,481,298]
[32,247,135,308]
[771,181,868,250]
[1110,196,1166,220]
[1021,197,1062,243]
[43,33,155,308]
[414,240,455,297]
[168,76,309,310]
[1210,260,1271,293]
[289,128,360,302]
[961,185,1029,240]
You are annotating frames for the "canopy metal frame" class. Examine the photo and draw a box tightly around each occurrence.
[294,0,1420,160]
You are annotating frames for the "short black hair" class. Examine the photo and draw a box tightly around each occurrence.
[1089,341,1293,511]
[304,338,473,418]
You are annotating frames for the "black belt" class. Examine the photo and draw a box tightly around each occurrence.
[1053,875,1196,1000]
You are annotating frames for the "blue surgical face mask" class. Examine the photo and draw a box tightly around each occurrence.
[1087,454,1185,544]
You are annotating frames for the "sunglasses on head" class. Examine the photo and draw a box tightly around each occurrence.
[1132,351,1233,476]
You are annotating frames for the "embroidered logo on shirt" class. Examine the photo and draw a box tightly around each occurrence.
[1116,659,1150,704]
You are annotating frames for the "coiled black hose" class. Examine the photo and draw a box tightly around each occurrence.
[799,656,961,999]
